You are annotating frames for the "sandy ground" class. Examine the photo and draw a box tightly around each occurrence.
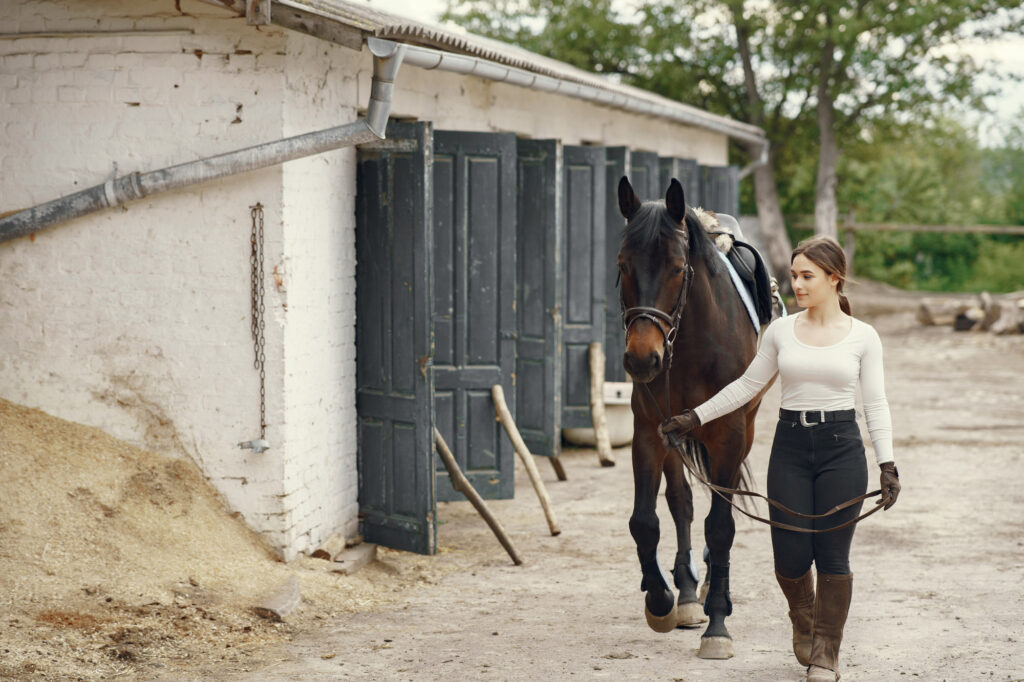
[225,284,1024,682]
[2,283,1022,681]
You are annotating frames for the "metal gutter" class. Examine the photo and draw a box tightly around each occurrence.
[199,0,768,152]
[0,42,406,243]
[366,38,768,160]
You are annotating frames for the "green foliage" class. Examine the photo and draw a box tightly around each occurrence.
[851,231,1024,293]
[441,0,1024,292]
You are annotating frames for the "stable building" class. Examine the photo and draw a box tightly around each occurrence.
[0,0,767,560]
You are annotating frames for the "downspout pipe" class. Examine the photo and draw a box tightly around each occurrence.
[738,140,770,180]
[0,44,406,244]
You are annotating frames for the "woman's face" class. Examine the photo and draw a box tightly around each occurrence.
[790,253,838,309]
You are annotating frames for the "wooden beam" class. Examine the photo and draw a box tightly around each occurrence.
[491,385,561,536]
[791,218,1024,236]
[433,428,524,566]
[588,343,615,467]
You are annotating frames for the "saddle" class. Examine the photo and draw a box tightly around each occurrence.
[695,208,775,326]
[727,240,774,326]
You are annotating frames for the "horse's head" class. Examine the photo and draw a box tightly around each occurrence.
[617,176,693,384]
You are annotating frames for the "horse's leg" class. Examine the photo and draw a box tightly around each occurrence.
[698,430,747,660]
[629,429,676,633]
[664,448,706,628]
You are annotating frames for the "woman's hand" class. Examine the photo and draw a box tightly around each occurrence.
[658,410,701,448]
[878,462,900,509]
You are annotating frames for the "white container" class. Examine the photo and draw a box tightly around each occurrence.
[562,381,634,447]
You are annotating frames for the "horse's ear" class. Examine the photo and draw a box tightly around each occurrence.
[665,178,686,224]
[618,176,642,220]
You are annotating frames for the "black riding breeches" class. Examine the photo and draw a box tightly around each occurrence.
[767,418,868,578]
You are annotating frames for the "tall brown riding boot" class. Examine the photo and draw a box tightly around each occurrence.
[806,572,853,682]
[776,570,814,666]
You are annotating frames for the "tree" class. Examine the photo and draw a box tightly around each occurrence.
[443,0,1023,278]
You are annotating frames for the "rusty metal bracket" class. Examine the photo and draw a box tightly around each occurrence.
[246,0,271,25]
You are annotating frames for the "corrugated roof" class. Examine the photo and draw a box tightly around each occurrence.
[271,0,765,142]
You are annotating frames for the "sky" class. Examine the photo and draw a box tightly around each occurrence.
[362,0,1024,147]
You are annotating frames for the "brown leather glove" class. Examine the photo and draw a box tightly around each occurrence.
[658,410,700,448]
[878,462,900,510]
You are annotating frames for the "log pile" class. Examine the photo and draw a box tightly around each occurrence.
[917,291,1024,334]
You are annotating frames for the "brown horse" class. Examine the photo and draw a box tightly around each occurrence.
[617,176,772,659]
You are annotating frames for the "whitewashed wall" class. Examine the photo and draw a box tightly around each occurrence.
[0,0,365,560]
[1,0,732,561]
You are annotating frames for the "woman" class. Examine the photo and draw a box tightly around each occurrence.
[659,235,901,682]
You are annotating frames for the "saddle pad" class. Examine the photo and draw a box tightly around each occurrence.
[714,249,761,334]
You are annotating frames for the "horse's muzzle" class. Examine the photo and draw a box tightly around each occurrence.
[623,349,662,383]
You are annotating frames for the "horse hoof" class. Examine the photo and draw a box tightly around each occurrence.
[697,636,734,659]
[675,601,707,628]
[644,603,678,633]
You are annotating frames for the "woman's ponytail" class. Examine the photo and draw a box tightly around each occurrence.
[839,292,852,315]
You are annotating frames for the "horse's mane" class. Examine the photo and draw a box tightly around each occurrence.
[621,201,722,276]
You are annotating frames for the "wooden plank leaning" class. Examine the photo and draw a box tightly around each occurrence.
[589,342,615,467]
[491,385,561,537]
[433,427,524,566]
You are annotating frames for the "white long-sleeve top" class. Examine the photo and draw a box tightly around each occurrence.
[693,312,894,464]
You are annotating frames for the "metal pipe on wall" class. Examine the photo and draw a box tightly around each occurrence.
[0,44,407,243]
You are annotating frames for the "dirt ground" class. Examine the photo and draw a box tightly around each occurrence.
[2,281,1023,681]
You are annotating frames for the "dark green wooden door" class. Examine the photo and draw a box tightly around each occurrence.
[604,147,629,382]
[516,139,563,457]
[562,145,607,429]
[355,122,436,555]
[432,131,518,501]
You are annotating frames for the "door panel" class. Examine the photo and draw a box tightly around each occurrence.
[355,121,436,555]
[432,131,517,501]
[516,139,563,456]
[562,145,607,429]
[700,164,740,216]
[630,150,660,200]
[604,147,629,382]
[660,157,701,208]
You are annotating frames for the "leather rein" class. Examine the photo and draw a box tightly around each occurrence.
[620,236,884,535]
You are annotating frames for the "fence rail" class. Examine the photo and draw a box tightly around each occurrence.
[790,218,1024,236]
[787,217,1024,276]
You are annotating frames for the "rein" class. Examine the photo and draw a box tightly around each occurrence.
[641,381,883,534]
[623,232,883,535]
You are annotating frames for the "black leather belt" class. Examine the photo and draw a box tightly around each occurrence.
[779,408,856,426]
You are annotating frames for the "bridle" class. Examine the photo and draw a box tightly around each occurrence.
[619,227,884,534]
[620,264,694,372]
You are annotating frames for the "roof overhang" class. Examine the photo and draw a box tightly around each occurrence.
[199,0,768,153]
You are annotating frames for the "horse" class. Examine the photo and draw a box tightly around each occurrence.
[617,176,773,660]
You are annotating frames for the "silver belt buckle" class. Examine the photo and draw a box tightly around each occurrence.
[800,410,825,427]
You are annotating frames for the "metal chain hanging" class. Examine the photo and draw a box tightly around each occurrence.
[250,202,267,440]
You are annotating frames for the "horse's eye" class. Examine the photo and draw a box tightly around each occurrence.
[673,267,684,276]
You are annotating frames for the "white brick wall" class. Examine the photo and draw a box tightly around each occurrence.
[0,0,296,553]
[1,0,732,561]
[276,32,363,557]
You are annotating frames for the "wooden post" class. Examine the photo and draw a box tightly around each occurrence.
[548,456,567,481]
[491,385,561,536]
[588,342,615,467]
[433,428,524,566]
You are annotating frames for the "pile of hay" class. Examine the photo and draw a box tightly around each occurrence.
[0,398,441,680]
